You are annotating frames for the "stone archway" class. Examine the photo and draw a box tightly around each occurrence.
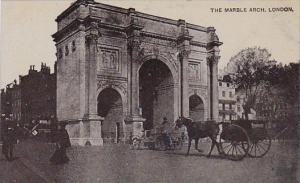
[139,59,175,130]
[97,88,123,143]
[189,94,204,121]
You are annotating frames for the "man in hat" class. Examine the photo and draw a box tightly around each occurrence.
[2,114,17,161]
[161,117,172,149]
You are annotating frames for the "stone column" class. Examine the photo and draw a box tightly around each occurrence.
[206,27,222,122]
[179,51,190,117]
[212,57,220,121]
[78,21,103,146]
[124,9,145,139]
[206,59,211,120]
[177,19,192,118]
[207,53,220,121]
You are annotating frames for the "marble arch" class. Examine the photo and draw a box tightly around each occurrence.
[53,0,222,145]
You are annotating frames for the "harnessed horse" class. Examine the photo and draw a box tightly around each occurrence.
[175,116,224,157]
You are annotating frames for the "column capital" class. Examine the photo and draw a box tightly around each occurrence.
[85,21,101,45]
[127,36,142,52]
[178,49,191,60]
[206,53,220,65]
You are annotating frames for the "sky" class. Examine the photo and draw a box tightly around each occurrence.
[1,0,299,88]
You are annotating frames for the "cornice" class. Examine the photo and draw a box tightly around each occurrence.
[190,40,207,48]
[140,31,177,42]
[52,19,84,42]
[56,0,96,22]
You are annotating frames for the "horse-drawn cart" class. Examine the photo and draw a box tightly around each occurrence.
[175,117,271,161]
[131,129,183,151]
[219,120,271,161]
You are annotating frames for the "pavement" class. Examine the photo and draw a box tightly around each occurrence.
[0,139,299,183]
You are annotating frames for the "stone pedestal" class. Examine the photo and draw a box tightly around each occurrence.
[65,115,104,146]
[125,115,146,139]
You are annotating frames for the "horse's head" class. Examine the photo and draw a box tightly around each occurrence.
[175,116,192,128]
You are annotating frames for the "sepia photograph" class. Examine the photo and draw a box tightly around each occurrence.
[0,0,299,182]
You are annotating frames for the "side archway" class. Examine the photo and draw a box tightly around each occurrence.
[189,94,205,121]
[97,87,124,143]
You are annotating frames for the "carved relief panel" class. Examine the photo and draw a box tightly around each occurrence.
[188,62,201,81]
[98,47,120,73]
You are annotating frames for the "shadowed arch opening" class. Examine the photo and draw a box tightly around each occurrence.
[97,88,123,143]
[139,59,174,130]
[189,94,204,121]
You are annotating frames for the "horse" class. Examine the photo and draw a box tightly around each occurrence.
[175,116,224,157]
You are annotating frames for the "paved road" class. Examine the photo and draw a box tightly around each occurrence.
[0,140,299,183]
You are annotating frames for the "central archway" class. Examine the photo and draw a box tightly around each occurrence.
[97,88,123,143]
[139,59,175,130]
[189,94,204,121]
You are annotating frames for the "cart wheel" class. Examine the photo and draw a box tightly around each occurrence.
[131,138,141,150]
[248,130,271,158]
[220,124,250,161]
[155,136,166,151]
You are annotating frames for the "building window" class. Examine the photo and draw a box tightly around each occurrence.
[72,40,76,52]
[237,106,241,112]
[237,96,240,102]
[219,82,222,86]
[222,91,225,97]
[229,92,233,98]
[65,45,69,56]
[229,104,232,109]
[58,48,63,59]
[222,103,225,110]
[219,103,223,110]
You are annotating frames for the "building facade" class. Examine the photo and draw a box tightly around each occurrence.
[0,81,21,121]
[20,63,56,125]
[218,76,237,122]
[0,80,21,140]
[235,90,257,120]
[53,0,222,145]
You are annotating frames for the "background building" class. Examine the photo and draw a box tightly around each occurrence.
[218,75,237,122]
[20,63,56,125]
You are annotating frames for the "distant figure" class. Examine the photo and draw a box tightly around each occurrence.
[1,115,17,161]
[50,122,71,164]
[161,117,172,149]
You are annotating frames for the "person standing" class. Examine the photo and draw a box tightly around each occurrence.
[161,117,172,150]
[2,115,17,161]
[50,122,71,164]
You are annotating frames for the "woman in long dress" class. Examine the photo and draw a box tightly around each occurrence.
[50,123,71,164]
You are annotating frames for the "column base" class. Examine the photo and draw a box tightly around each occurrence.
[124,115,146,138]
[65,116,104,146]
[69,137,104,146]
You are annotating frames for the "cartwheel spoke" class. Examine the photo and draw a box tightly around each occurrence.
[236,145,243,155]
[256,144,263,155]
[257,142,267,152]
[249,143,254,153]
[231,145,235,156]
[234,145,238,156]
[223,143,232,150]
[226,145,233,154]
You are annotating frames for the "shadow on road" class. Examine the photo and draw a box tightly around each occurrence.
[165,151,227,160]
